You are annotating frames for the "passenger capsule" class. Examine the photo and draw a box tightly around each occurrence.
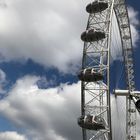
[86,0,108,13]
[77,115,105,130]
[78,68,103,82]
[128,135,136,140]
[121,24,128,28]
[135,99,140,112]
[130,95,140,113]
[128,109,136,113]
[128,121,136,126]
[123,35,130,40]
[81,29,105,42]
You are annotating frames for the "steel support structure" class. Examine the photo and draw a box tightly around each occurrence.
[80,0,136,140]
[81,0,114,140]
[114,0,136,139]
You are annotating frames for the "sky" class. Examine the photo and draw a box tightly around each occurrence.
[0,0,139,140]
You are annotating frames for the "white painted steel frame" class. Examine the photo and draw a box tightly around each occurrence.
[81,0,114,140]
[114,0,136,139]
[80,0,136,140]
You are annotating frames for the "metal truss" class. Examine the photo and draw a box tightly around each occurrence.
[114,0,136,139]
[79,0,137,140]
[80,0,114,140]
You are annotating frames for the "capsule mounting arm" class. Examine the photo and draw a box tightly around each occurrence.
[114,89,140,113]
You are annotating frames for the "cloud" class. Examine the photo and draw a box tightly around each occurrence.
[128,6,139,26]
[0,69,7,95]
[0,75,140,140]
[0,69,6,83]
[0,0,85,72]
[0,75,81,140]
[128,6,139,46]
[0,75,89,140]
[0,131,27,140]
[0,1,138,73]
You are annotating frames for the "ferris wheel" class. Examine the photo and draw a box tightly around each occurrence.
[77,0,140,140]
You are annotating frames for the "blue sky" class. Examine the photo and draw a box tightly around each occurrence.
[0,0,139,140]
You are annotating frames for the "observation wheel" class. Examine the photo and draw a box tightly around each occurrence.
[78,0,140,140]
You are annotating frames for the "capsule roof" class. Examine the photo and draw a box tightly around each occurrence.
[86,0,108,14]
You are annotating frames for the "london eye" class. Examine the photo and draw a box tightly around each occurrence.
[78,0,140,140]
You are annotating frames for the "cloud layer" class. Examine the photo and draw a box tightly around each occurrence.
[0,0,86,72]
[0,69,7,95]
[0,75,139,140]
[0,131,27,140]
[0,76,81,140]
[0,1,139,139]
[0,0,138,73]
[128,6,139,46]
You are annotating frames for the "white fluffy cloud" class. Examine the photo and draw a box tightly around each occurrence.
[0,75,81,140]
[128,7,139,46]
[0,75,139,140]
[0,131,27,140]
[0,69,6,83]
[0,0,86,72]
[0,0,138,73]
[0,69,7,94]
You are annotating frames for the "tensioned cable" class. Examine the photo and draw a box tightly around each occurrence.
[110,10,127,140]
[110,12,122,61]
[117,97,126,139]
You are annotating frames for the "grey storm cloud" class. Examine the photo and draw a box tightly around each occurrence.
[0,0,138,73]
